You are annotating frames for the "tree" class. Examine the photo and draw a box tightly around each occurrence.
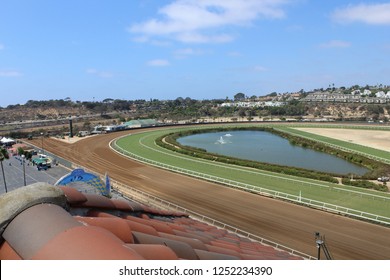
[234,93,245,101]
[83,121,91,129]
[238,108,247,118]
[0,147,9,193]
[103,98,114,103]
[17,147,25,156]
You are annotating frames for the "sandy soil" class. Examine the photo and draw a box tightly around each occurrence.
[294,127,390,152]
[27,126,390,260]
[50,134,98,144]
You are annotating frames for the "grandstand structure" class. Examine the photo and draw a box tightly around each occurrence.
[90,119,160,134]
[124,119,159,128]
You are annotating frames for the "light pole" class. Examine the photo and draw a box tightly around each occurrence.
[0,158,7,193]
[41,132,44,155]
[315,232,323,260]
[315,232,333,260]
[0,148,8,193]
[21,154,26,186]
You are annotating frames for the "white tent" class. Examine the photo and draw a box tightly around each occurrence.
[0,137,16,146]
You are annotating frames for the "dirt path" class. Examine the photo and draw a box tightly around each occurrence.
[27,127,390,260]
[294,127,390,152]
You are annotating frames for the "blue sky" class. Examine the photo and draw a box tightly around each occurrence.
[1,0,390,107]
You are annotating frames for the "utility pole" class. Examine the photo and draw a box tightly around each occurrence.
[22,154,26,186]
[0,148,8,193]
[41,132,44,155]
[0,160,7,193]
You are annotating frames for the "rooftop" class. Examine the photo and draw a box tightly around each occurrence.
[0,182,303,260]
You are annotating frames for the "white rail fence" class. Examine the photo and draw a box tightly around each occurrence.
[111,141,390,226]
[274,128,390,164]
[106,177,315,260]
[26,140,316,259]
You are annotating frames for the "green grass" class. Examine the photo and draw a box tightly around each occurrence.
[114,124,390,221]
[276,126,390,162]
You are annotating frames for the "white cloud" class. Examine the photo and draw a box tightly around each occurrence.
[0,44,4,50]
[129,0,289,43]
[174,48,208,58]
[319,40,351,49]
[227,64,268,73]
[176,32,233,43]
[332,3,390,25]
[147,59,170,67]
[0,70,22,77]
[86,68,114,78]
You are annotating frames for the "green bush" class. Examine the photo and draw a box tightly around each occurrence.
[157,126,389,188]
[158,127,339,184]
[341,178,387,192]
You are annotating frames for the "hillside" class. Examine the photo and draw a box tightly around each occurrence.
[304,103,390,121]
[0,105,91,123]
[1,95,390,137]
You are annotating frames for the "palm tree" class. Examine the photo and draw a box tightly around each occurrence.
[0,147,9,193]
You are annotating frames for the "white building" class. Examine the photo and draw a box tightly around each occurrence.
[220,101,285,108]
[376,91,386,98]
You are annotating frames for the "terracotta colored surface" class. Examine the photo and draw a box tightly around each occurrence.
[27,127,390,259]
[173,229,213,244]
[0,241,22,260]
[210,240,241,253]
[111,198,135,211]
[86,210,117,218]
[78,194,116,209]
[3,204,81,259]
[75,216,134,243]
[59,186,87,204]
[205,244,243,259]
[123,218,160,236]
[158,232,209,251]
[31,225,144,260]
[124,215,175,234]
[132,231,199,260]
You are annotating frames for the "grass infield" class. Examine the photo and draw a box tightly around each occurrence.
[114,123,390,220]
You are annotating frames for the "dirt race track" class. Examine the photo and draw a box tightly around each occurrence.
[28,127,390,260]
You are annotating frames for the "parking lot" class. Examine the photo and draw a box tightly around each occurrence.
[0,154,70,195]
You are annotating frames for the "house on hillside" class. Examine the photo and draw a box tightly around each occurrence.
[363,89,371,96]
[376,91,386,98]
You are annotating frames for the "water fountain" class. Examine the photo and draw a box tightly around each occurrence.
[216,136,227,144]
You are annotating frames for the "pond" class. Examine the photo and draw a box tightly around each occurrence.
[177,130,369,176]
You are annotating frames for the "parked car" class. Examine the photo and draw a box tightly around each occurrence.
[37,163,49,171]
[377,176,389,182]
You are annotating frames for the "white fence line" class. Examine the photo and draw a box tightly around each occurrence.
[138,132,390,202]
[274,128,390,164]
[26,139,315,259]
[107,178,315,260]
[111,140,390,226]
